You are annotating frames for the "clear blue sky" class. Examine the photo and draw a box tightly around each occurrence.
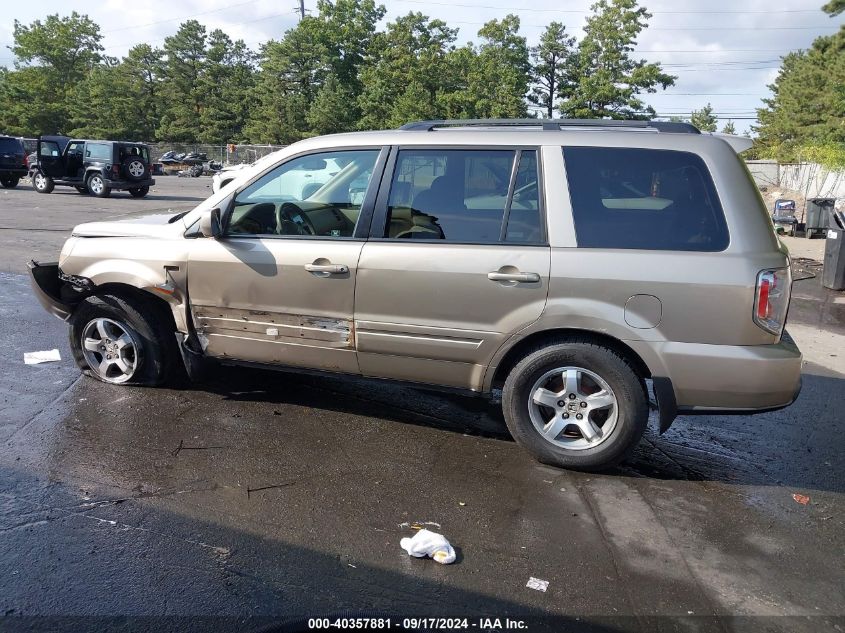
[2,0,842,133]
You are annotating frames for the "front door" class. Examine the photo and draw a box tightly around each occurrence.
[355,147,551,390]
[186,147,385,374]
[37,138,65,179]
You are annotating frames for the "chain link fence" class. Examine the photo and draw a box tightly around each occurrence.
[146,143,286,165]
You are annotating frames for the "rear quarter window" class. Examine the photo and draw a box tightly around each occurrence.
[563,147,729,251]
[85,143,112,161]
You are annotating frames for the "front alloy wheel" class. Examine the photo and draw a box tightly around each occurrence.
[33,172,53,193]
[80,318,139,383]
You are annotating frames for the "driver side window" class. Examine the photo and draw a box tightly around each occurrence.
[228,149,379,238]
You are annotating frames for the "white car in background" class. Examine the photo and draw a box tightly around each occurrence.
[211,152,348,198]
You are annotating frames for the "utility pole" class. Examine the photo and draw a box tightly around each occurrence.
[298,0,306,20]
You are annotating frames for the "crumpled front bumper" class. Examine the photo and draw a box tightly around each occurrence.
[28,260,74,321]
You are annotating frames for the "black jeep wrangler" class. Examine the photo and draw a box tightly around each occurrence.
[32,136,155,198]
[0,136,28,189]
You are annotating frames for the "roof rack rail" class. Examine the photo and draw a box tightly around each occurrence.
[399,118,700,134]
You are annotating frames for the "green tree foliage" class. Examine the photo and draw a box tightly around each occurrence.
[158,20,209,141]
[123,44,165,140]
[563,0,675,119]
[754,26,845,162]
[465,16,531,118]
[528,22,576,118]
[246,21,329,143]
[823,0,845,16]
[1,12,103,134]
[721,120,737,135]
[690,103,718,132]
[357,12,458,129]
[0,3,697,144]
[198,31,255,143]
[69,57,143,139]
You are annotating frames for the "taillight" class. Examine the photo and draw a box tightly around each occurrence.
[754,268,790,336]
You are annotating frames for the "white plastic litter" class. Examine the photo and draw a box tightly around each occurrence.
[24,349,61,365]
[526,577,549,592]
[400,528,456,565]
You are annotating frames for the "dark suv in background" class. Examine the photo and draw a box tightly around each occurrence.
[32,136,155,198]
[0,136,27,189]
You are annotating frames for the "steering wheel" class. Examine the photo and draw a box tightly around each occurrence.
[278,202,316,236]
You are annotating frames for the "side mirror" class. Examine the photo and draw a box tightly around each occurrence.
[198,208,222,238]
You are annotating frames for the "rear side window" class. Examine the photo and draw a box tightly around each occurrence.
[0,138,23,153]
[85,143,111,160]
[383,149,542,243]
[563,147,728,251]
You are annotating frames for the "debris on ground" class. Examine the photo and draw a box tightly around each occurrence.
[792,493,811,505]
[526,577,549,592]
[23,349,61,365]
[400,528,456,565]
[398,521,441,530]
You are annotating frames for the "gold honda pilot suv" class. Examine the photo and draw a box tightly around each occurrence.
[30,119,802,470]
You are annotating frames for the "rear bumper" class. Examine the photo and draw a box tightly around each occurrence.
[631,332,803,413]
[28,261,74,321]
[0,168,27,178]
[104,178,155,189]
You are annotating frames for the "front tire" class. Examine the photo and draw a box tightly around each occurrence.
[128,186,149,198]
[69,293,182,386]
[86,173,111,198]
[502,340,648,471]
[1,176,20,188]
[32,171,54,194]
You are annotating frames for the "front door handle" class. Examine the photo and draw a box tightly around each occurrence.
[305,263,349,275]
[487,271,540,283]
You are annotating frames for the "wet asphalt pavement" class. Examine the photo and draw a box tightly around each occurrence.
[1,179,844,632]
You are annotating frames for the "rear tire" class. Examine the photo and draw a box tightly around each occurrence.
[69,292,183,387]
[502,339,649,471]
[1,176,20,188]
[86,173,111,198]
[128,186,149,198]
[32,171,54,194]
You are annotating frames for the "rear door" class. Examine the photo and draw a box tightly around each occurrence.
[354,146,551,391]
[186,147,387,374]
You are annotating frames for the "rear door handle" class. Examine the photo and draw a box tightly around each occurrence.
[487,271,540,283]
[305,263,349,275]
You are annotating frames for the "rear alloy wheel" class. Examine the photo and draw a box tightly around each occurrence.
[128,186,149,198]
[87,173,111,198]
[503,340,649,471]
[1,176,20,189]
[32,171,54,194]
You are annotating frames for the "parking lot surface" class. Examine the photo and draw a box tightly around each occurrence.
[0,178,843,632]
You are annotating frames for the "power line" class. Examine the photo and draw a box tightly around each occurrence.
[450,19,841,30]
[393,0,835,13]
[102,0,261,33]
